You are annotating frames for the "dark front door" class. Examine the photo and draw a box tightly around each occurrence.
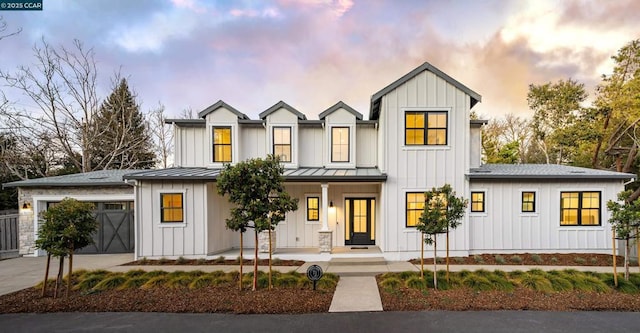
[345,198,375,245]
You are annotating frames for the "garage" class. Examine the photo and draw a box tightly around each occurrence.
[75,201,134,254]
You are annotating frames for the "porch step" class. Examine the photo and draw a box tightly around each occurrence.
[329,257,387,266]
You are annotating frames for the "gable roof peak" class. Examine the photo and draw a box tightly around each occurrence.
[198,100,249,119]
[319,101,363,120]
[259,100,307,120]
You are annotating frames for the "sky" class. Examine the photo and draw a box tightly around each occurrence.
[1,0,639,120]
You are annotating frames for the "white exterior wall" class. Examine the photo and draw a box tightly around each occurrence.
[298,126,323,167]
[469,180,623,254]
[470,125,482,168]
[174,125,207,167]
[240,126,267,161]
[356,124,377,167]
[377,70,471,259]
[206,183,237,253]
[265,108,300,168]
[324,108,357,169]
[136,180,208,258]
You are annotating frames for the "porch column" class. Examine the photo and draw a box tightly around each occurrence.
[319,183,332,252]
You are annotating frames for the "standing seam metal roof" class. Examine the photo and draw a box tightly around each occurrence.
[468,164,635,180]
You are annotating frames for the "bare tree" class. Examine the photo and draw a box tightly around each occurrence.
[179,107,195,119]
[0,16,21,41]
[149,103,174,168]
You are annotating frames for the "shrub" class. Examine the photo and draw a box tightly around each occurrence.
[167,275,193,288]
[119,276,149,289]
[453,257,466,264]
[436,257,445,264]
[92,275,127,291]
[400,271,420,280]
[510,255,523,264]
[487,274,515,292]
[272,258,282,265]
[214,256,226,263]
[124,270,146,278]
[74,275,104,291]
[211,275,233,286]
[186,270,206,278]
[196,258,207,265]
[315,278,337,290]
[531,254,543,264]
[189,275,215,289]
[528,269,547,277]
[323,273,340,282]
[600,275,639,294]
[158,257,170,264]
[494,255,506,264]
[275,274,300,288]
[139,257,149,264]
[235,256,244,263]
[547,275,574,292]
[461,275,494,291]
[519,274,553,293]
[141,276,168,289]
[629,274,640,287]
[142,270,167,279]
[590,257,598,265]
[405,276,427,290]
[550,257,558,264]
[573,276,610,293]
[574,257,586,265]
[473,255,484,264]
[380,277,402,291]
[508,270,527,280]
[176,256,188,264]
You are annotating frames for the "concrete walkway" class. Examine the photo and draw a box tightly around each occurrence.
[329,276,383,312]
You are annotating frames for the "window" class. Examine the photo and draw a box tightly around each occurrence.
[161,193,184,223]
[522,192,536,213]
[213,127,232,162]
[405,111,448,145]
[560,191,601,226]
[471,191,485,212]
[273,127,292,162]
[406,192,425,227]
[331,127,350,162]
[306,197,319,221]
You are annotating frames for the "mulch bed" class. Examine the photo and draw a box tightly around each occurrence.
[378,285,640,311]
[123,258,304,266]
[0,286,333,314]
[410,253,633,266]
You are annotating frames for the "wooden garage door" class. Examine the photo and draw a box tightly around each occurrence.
[76,202,134,254]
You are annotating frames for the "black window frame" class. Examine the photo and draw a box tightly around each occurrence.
[405,192,425,228]
[404,111,448,146]
[560,191,601,226]
[306,196,320,221]
[160,193,184,223]
[521,191,536,213]
[470,191,485,213]
[272,126,292,163]
[212,126,232,163]
[331,126,350,163]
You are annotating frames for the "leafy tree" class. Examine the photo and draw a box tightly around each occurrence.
[481,114,539,164]
[607,190,640,282]
[528,79,588,164]
[35,198,97,298]
[89,78,155,169]
[416,184,467,289]
[217,155,298,290]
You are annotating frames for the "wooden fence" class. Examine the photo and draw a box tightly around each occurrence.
[0,213,19,259]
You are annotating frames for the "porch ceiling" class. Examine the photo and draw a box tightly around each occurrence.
[123,167,387,182]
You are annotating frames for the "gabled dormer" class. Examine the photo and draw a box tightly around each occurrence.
[319,101,362,169]
[198,100,249,168]
[259,101,306,168]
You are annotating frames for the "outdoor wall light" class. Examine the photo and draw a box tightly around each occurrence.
[329,201,334,208]
[22,202,32,210]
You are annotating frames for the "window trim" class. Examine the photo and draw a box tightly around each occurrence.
[405,191,425,228]
[212,126,232,163]
[521,191,536,213]
[331,126,350,163]
[470,191,485,213]
[404,110,449,146]
[306,196,320,222]
[272,126,292,163]
[160,192,184,223]
[560,191,602,226]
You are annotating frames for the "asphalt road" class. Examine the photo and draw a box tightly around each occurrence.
[1,311,639,333]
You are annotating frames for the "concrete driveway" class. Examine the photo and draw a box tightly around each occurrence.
[0,253,133,296]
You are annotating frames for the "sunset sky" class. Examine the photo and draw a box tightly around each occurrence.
[1,0,639,119]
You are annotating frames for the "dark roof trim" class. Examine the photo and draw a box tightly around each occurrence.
[198,100,249,119]
[4,182,129,188]
[369,62,482,120]
[467,174,632,180]
[124,173,387,182]
[299,120,323,127]
[165,119,206,127]
[318,101,363,120]
[259,101,307,120]
[470,119,488,127]
[357,120,378,125]
[238,119,264,126]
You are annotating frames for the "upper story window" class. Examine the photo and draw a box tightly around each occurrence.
[405,111,448,145]
[470,191,485,212]
[406,192,425,227]
[560,191,600,226]
[273,127,292,163]
[161,193,184,223]
[213,127,232,163]
[331,127,350,162]
[522,191,536,213]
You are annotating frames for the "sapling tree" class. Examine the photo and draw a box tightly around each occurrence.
[416,184,467,289]
[607,190,640,282]
[35,198,97,297]
[217,155,298,291]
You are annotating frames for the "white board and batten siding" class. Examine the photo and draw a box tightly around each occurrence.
[299,126,323,167]
[240,126,267,161]
[469,180,623,254]
[137,180,208,258]
[174,125,207,167]
[356,124,377,167]
[377,70,472,260]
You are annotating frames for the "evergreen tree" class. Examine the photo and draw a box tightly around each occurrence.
[89,78,155,169]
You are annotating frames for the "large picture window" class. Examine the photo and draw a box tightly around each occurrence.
[213,127,232,162]
[273,127,292,162]
[331,127,350,162]
[406,192,425,227]
[405,111,448,145]
[560,191,601,226]
[306,197,319,221]
[470,191,485,212]
[161,193,184,223]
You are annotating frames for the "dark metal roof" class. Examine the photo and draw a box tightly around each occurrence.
[259,101,307,120]
[124,167,387,182]
[318,101,363,120]
[165,119,206,127]
[198,100,249,119]
[2,170,135,188]
[369,62,482,120]
[468,164,635,180]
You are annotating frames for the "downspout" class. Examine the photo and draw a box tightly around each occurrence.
[125,179,139,260]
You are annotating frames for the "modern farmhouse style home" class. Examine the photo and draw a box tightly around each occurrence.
[6,62,635,260]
